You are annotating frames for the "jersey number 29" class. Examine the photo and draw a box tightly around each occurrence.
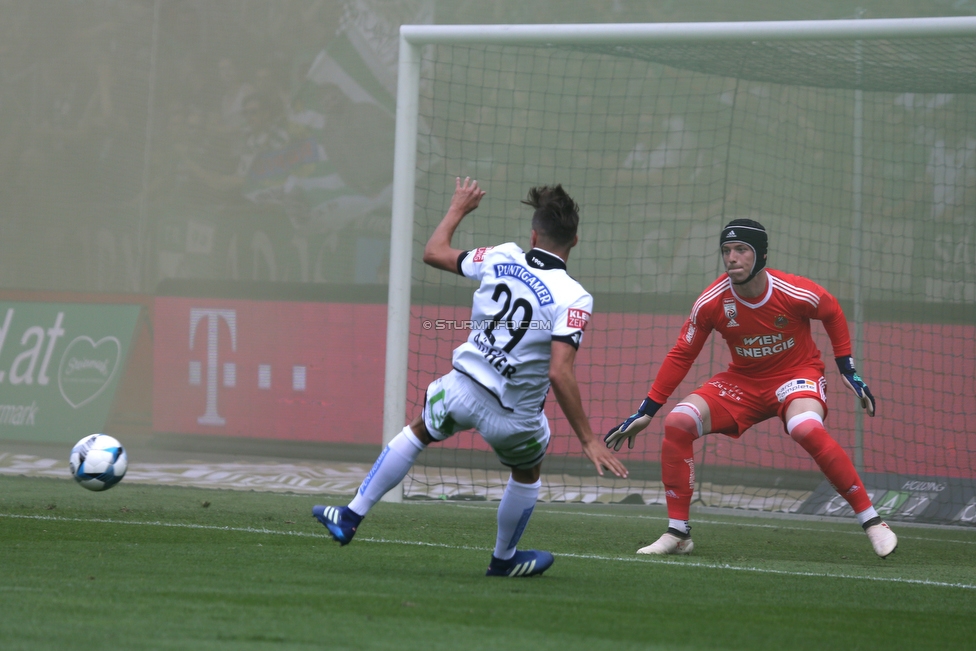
[484,282,533,353]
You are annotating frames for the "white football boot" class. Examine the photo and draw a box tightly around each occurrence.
[865,520,898,558]
[637,529,695,555]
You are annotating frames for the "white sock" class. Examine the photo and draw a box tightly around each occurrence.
[669,518,690,535]
[493,476,541,561]
[856,506,880,526]
[348,426,425,516]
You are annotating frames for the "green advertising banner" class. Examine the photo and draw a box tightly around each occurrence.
[0,302,141,443]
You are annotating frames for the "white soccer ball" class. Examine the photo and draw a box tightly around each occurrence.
[69,434,128,491]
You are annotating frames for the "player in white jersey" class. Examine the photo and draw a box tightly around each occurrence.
[452,240,595,415]
[313,177,628,577]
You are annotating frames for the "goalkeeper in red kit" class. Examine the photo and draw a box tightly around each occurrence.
[605,219,897,558]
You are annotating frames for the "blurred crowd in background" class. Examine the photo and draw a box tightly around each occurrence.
[0,0,971,293]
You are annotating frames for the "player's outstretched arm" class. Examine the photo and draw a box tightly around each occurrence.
[603,318,702,452]
[422,176,486,274]
[603,397,663,451]
[835,356,877,417]
[549,341,629,478]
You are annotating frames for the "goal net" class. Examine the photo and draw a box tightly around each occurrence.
[391,19,976,521]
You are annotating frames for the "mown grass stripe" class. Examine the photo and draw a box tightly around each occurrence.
[453,502,976,544]
[3,512,972,591]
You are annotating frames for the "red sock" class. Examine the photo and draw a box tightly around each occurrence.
[792,420,872,513]
[661,413,698,521]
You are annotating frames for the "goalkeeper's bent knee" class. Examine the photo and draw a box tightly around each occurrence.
[666,402,703,439]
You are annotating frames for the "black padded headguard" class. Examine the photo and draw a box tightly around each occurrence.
[720,218,767,284]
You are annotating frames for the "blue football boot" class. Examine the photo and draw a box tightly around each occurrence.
[312,505,363,546]
[485,549,554,577]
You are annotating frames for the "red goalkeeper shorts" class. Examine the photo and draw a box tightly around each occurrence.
[691,366,828,438]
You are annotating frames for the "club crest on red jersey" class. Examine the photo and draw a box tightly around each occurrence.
[774,314,789,329]
[723,298,739,327]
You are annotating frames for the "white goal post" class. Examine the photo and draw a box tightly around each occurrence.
[382,16,976,504]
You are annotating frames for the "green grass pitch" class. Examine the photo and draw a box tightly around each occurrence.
[1,475,974,651]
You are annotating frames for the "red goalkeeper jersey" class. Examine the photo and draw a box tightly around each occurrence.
[648,269,853,405]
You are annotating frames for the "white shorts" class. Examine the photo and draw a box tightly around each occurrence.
[422,370,550,470]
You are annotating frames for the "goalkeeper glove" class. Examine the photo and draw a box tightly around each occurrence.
[604,398,663,451]
[835,356,877,417]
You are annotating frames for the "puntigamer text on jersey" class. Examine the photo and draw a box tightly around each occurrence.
[493,264,554,305]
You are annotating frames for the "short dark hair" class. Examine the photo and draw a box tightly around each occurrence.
[522,184,579,248]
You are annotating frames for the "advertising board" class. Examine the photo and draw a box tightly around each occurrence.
[0,302,141,442]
